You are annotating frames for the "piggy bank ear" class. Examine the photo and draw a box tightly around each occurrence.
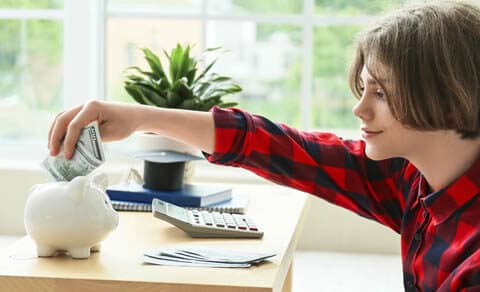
[69,176,87,204]
[28,184,40,195]
[89,172,108,191]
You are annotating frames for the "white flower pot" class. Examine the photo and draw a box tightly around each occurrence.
[134,132,200,156]
[133,132,201,184]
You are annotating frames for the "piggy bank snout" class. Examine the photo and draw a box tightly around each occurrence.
[108,211,119,230]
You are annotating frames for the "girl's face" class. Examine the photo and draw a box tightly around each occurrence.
[352,65,426,160]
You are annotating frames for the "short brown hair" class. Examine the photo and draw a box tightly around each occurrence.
[349,0,480,139]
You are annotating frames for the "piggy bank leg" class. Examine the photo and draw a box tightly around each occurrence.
[69,247,91,259]
[91,244,101,252]
[37,245,57,257]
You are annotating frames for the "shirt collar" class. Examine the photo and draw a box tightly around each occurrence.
[419,156,480,226]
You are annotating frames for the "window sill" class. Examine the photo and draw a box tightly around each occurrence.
[0,154,268,185]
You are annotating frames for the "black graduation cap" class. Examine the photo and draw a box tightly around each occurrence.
[133,151,203,191]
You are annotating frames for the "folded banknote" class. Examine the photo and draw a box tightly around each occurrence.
[42,121,105,181]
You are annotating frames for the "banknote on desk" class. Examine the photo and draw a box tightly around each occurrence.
[142,245,277,268]
[42,121,105,181]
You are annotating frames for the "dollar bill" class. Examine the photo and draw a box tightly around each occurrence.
[42,121,105,182]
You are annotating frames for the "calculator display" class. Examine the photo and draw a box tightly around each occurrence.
[165,203,189,222]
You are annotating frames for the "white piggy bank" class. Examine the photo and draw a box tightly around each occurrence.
[24,173,119,259]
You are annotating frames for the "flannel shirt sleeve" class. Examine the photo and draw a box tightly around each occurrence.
[204,107,407,232]
[439,251,480,291]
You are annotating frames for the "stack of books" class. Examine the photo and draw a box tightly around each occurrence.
[106,182,249,214]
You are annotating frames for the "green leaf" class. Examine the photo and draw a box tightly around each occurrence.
[200,84,242,99]
[165,91,179,107]
[194,81,213,97]
[125,66,157,79]
[205,46,221,52]
[186,68,197,86]
[211,75,232,82]
[200,100,220,111]
[141,48,169,83]
[169,44,185,82]
[226,84,242,93]
[167,77,191,106]
[178,98,198,110]
[202,95,222,103]
[217,102,238,108]
[130,83,167,107]
[179,45,194,79]
[124,84,146,105]
[194,59,217,83]
[177,82,193,100]
[125,74,145,82]
[135,79,157,91]
[156,78,170,91]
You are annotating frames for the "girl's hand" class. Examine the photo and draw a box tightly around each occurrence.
[48,100,142,159]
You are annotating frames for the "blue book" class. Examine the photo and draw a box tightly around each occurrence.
[106,182,232,207]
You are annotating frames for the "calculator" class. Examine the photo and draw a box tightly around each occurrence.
[152,198,263,238]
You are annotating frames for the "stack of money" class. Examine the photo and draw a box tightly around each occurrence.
[42,121,105,181]
[142,245,276,268]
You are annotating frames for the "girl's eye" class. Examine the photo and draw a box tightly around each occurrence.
[375,90,385,99]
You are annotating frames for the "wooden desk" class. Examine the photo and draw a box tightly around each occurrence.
[0,184,308,292]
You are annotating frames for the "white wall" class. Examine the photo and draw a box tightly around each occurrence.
[0,160,400,254]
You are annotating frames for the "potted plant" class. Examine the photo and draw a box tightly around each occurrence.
[123,44,242,183]
[124,44,241,153]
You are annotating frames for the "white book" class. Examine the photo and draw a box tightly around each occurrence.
[112,193,249,214]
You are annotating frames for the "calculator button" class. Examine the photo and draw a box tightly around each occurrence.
[201,212,214,225]
[214,217,225,223]
[233,215,248,229]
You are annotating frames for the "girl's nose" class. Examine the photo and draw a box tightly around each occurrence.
[352,96,373,121]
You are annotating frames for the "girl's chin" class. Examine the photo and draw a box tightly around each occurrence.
[365,147,393,161]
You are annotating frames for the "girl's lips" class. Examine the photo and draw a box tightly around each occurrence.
[361,128,383,139]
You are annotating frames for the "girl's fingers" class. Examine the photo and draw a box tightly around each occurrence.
[62,102,101,159]
[49,105,83,156]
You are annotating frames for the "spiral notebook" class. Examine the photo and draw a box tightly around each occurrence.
[111,193,249,214]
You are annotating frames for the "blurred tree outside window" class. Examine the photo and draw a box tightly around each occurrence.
[0,0,63,151]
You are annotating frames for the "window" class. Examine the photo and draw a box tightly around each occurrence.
[106,0,406,133]
[0,1,63,158]
[1,0,410,160]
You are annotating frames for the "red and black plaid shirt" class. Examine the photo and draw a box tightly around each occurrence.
[205,107,480,292]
